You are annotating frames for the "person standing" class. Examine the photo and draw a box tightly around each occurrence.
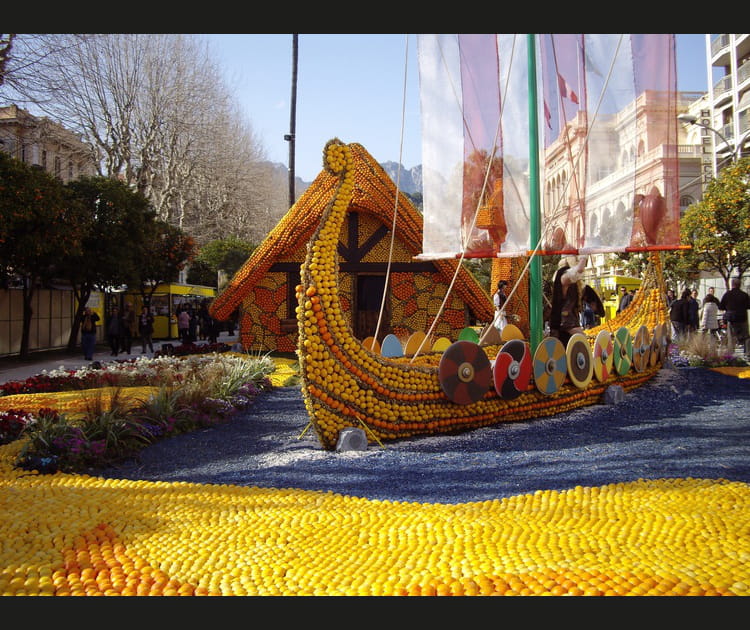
[665,288,676,308]
[177,308,191,344]
[121,302,136,355]
[549,255,587,346]
[198,302,211,340]
[700,293,720,340]
[80,306,100,361]
[687,289,700,333]
[493,280,508,311]
[492,280,509,331]
[616,285,633,314]
[207,315,219,344]
[719,277,750,348]
[139,305,155,354]
[669,289,690,340]
[187,305,198,343]
[107,306,124,356]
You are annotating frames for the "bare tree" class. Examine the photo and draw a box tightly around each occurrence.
[1,33,288,244]
[0,34,14,86]
[186,107,291,243]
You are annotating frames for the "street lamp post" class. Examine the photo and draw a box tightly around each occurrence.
[678,113,749,167]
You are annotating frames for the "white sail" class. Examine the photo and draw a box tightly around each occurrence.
[416,33,680,260]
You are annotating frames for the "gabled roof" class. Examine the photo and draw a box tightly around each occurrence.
[211,141,493,323]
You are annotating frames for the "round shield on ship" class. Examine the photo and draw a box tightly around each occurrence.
[652,323,667,365]
[458,327,480,343]
[501,324,524,342]
[431,337,452,353]
[533,336,567,395]
[613,326,633,376]
[493,339,532,399]
[381,334,404,358]
[439,341,492,405]
[593,329,614,382]
[632,325,651,372]
[649,323,662,367]
[362,336,381,354]
[404,331,427,357]
[566,333,593,389]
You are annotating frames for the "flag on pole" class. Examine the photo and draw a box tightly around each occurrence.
[543,100,552,128]
[557,72,579,104]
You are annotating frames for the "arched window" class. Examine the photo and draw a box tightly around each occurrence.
[680,195,695,210]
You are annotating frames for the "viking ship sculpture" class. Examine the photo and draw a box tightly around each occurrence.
[295,34,682,449]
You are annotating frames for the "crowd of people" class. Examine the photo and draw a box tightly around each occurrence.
[507,256,748,353]
[545,261,749,351]
[79,270,750,361]
[103,303,157,357]
[175,301,227,345]
[668,279,750,348]
[81,299,233,360]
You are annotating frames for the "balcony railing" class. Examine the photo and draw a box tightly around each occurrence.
[713,75,733,96]
[740,109,749,134]
[677,144,704,158]
[739,60,750,85]
[720,123,735,144]
[711,34,730,57]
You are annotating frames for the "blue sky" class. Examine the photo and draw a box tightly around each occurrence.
[204,34,708,183]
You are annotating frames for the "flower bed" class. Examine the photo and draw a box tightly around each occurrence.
[0,352,277,474]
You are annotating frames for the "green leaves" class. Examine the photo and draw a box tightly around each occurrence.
[669,157,750,288]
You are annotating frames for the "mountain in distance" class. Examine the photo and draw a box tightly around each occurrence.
[378,161,423,196]
[271,160,423,198]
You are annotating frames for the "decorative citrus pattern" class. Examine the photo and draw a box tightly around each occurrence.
[212,142,494,354]
[0,441,747,596]
[242,273,298,353]
[491,257,530,337]
[587,253,671,341]
[296,140,670,451]
[0,386,157,417]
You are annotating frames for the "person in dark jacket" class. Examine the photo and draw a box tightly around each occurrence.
[719,278,750,347]
[669,289,691,340]
[616,285,633,314]
[121,302,137,354]
[107,306,124,356]
[80,306,100,361]
[139,306,155,354]
[687,289,700,333]
[549,255,587,346]
[665,288,676,308]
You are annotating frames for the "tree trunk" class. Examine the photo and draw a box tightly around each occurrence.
[67,286,92,350]
[19,280,35,358]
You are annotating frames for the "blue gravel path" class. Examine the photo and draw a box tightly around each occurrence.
[98,367,750,504]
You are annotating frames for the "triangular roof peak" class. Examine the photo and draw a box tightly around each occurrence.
[211,140,492,322]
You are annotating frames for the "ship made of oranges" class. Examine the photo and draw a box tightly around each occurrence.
[297,140,671,450]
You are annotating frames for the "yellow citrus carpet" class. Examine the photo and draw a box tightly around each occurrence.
[711,366,750,379]
[1,358,748,596]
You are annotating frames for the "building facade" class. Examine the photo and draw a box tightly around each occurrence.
[0,104,97,182]
[543,88,704,297]
[673,35,749,300]
[578,34,749,298]
[704,34,750,173]
[0,104,99,357]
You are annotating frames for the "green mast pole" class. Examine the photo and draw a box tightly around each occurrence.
[527,34,543,352]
